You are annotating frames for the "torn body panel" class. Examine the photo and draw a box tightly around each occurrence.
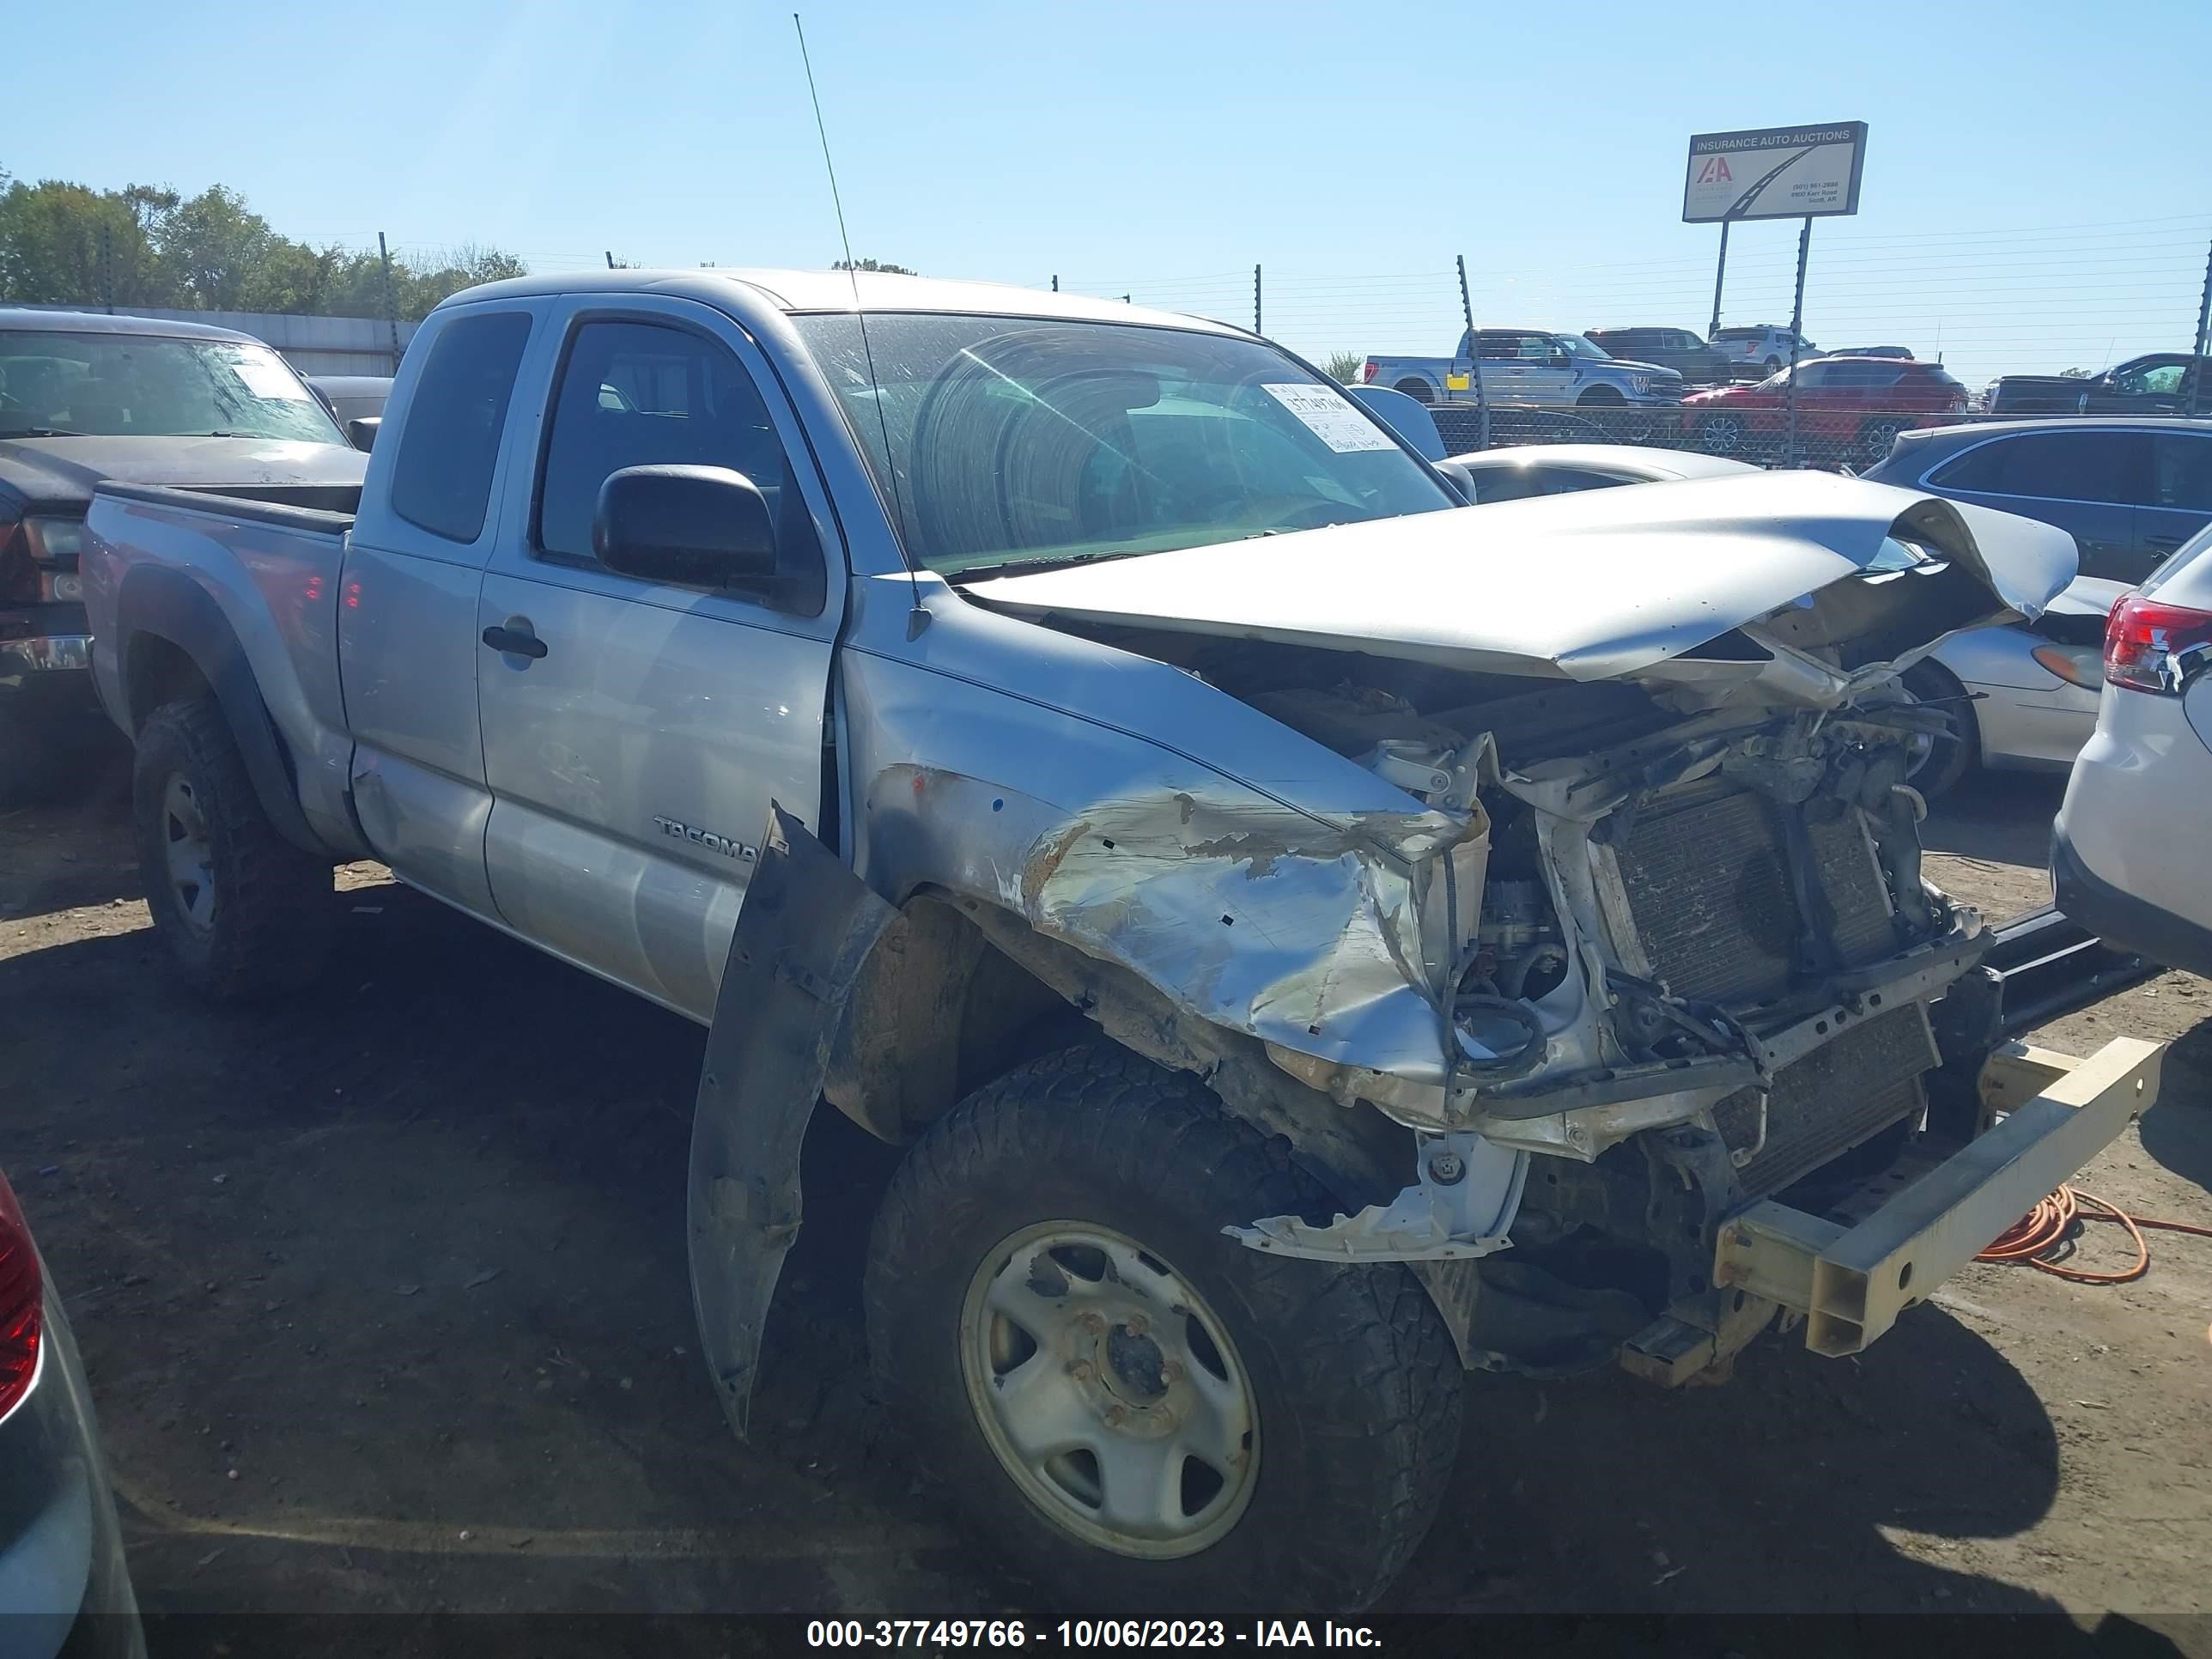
[687,805,896,1439]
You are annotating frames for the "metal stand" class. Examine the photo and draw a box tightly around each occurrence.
[2188,232,2211,418]
[1783,216,1812,466]
[1456,253,1490,451]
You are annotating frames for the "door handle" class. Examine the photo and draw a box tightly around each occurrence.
[481,623,548,660]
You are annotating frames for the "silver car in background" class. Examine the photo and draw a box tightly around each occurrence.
[0,1167,142,1659]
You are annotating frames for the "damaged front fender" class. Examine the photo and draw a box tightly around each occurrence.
[687,803,896,1440]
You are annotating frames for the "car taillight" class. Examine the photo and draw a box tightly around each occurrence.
[0,1170,42,1423]
[2104,594,2212,695]
[1361,360,1379,383]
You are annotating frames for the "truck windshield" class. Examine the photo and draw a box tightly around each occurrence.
[791,313,1456,577]
[1560,334,1612,360]
[0,331,346,444]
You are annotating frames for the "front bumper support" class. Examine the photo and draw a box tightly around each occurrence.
[1713,1036,2161,1356]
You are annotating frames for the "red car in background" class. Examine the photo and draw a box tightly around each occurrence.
[1685,357,1970,463]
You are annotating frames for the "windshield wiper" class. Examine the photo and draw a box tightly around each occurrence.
[944,550,1139,584]
[0,426,85,438]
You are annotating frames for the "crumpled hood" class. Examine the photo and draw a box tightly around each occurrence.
[965,471,2078,684]
[0,435,362,509]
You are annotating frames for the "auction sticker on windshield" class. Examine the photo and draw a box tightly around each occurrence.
[1261,383,1396,452]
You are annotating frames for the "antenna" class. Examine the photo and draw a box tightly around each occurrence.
[794,13,928,640]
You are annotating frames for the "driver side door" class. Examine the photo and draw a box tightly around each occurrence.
[474,297,846,1020]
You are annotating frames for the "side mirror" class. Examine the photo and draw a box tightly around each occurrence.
[346,416,380,452]
[593,465,779,592]
[1434,459,1480,503]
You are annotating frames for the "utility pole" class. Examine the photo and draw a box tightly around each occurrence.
[2190,228,2212,418]
[1253,264,1262,336]
[1050,275,1059,292]
[1457,253,1490,451]
[1707,218,1731,340]
[605,250,617,270]
[1783,216,1813,466]
[377,232,402,372]
[100,222,114,313]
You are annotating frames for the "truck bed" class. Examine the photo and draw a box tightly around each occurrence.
[82,479,366,858]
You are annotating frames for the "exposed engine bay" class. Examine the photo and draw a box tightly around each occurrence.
[958,481,2078,1375]
[1025,586,1986,1369]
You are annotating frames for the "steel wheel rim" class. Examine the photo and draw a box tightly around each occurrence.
[161,774,216,933]
[960,1221,1259,1559]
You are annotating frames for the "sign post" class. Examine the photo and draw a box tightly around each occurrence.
[1784,217,1814,467]
[1708,219,1730,341]
[1684,122,1865,460]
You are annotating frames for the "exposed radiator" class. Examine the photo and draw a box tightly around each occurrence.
[1711,1005,1939,1198]
[1612,781,1898,1007]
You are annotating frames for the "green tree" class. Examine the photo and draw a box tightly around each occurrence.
[832,257,917,275]
[0,172,527,321]
[1322,350,1365,384]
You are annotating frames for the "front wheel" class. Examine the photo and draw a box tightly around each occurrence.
[865,1043,1462,1612]
[133,698,335,1000]
[1901,663,1978,799]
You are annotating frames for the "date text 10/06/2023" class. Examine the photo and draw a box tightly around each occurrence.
[805,1620,1383,1649]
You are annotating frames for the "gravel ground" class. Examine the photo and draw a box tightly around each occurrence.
[1,763,2206,1652]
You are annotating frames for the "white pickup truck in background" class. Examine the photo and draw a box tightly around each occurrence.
[78,269,2159,1611]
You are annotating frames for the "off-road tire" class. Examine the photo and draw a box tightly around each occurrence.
[133,698,334,1000]
[1901,662,1978,799]
[865,1042,1463,1613]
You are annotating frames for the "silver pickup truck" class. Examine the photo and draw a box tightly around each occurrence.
[81,270,2160,1612]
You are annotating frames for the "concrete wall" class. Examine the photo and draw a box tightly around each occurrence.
[16,304,417,375]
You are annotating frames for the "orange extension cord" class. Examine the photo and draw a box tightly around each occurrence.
[1976,1186,2212,1284]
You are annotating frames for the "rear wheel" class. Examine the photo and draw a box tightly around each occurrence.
[1857,417,1911,460]
[1699,412,1748,453]
[1393,378,1436,404]
[133,698,334,1000]
[865,1042,1462,1612]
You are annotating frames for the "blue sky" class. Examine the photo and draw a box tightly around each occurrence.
[12,0,2210,388]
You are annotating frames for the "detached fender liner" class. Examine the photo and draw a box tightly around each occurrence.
[114,565,326,859]
[687,803,896,1439]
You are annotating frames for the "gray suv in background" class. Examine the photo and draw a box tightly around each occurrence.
[1862,417,2212,584]
[1584,326,1735,385]
[1711,325,1818,375]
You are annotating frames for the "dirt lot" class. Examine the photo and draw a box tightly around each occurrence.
[3,763,2208,1648]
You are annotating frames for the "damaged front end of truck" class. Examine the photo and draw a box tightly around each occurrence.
[695,471,2109,1427]
[943,471,2087,1379]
